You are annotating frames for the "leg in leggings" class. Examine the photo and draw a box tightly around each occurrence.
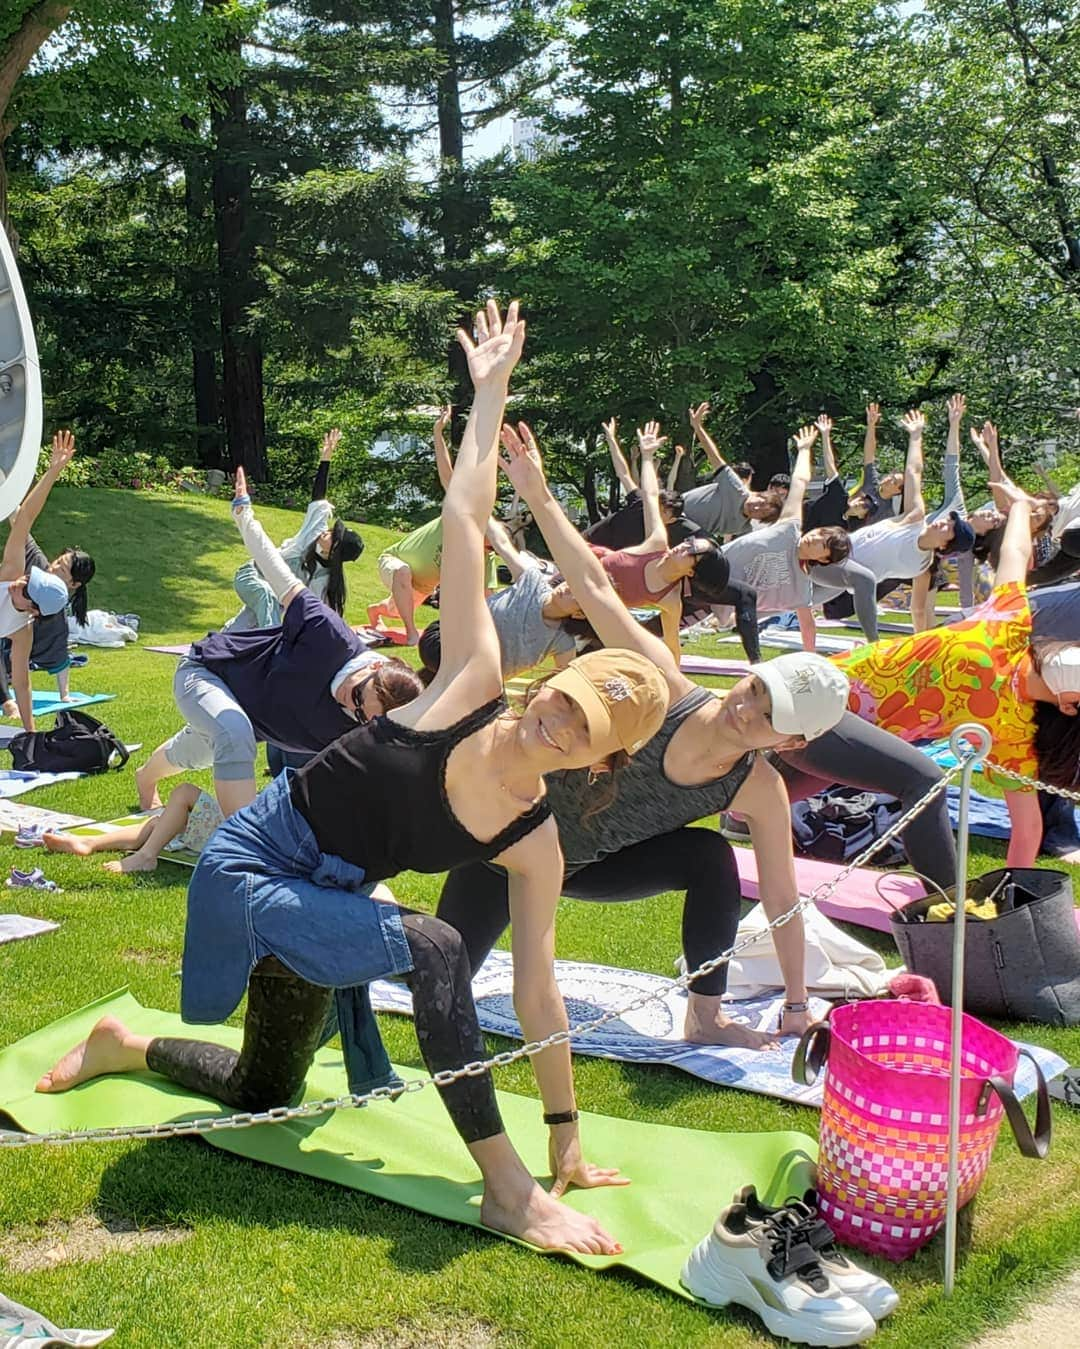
[439,833,743,997]
[774,711,956,887]
[561,830,742,997]
[148,916,504,1144]
[717,579,761,664]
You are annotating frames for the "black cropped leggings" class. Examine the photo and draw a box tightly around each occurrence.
[437,827,743,998]
[644,583,761,662]
[145,912,503,1144]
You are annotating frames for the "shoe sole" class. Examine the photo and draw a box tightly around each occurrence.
[681,1240,876,1347]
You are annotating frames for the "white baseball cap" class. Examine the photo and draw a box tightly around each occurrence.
[750,652,850,741]
[1040,645,1080,696]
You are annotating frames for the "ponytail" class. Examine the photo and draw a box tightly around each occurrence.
[302,521,363,617]
[62,547,95,626]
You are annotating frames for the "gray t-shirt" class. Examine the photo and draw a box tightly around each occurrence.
[549,686,755,871]
[683,466,750,538]
[487,564,576,677]
[721,518,813,613]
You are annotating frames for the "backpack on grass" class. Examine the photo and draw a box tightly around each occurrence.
[8,709,129,775]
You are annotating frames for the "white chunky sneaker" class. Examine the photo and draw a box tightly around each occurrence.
[734,1187,900,1323]
[680,1202,877,1347]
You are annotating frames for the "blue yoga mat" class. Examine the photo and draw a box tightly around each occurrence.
[28,690,115,717]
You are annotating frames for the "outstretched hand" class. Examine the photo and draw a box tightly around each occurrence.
[947,393,966,425]
[499,421,546,500]
[865,402,880,427]
[232,465,250,514]
[600,417,619,444]
[48,429,76,474]
[689,401,709,429]
[320,428,342,460]
[900,408,925,436]
[636,420,667,457]
[456,298,525,390]
[815,414,833,436]
[434,404,453,436]
[793,424,819,454]
[549,1131,630,1203]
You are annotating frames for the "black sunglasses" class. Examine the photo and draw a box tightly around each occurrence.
[350,672,380,723]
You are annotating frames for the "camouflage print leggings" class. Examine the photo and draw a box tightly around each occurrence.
[146,911,504,1144]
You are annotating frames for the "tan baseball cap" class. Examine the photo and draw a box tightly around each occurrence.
[546,648,669,756]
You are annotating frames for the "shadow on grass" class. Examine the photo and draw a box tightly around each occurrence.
[95,1139,509,1277]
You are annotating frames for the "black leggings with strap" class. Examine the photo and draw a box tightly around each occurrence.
[146,911,504,1144]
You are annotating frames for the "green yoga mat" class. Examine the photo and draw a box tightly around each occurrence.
[0,991,817,1302]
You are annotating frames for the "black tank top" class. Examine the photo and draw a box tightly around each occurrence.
[290,696,550,883]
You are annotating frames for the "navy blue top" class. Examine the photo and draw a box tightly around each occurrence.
[191,588,361,752]
[1029,582,1080,642]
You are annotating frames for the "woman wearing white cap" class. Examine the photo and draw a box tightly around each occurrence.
[0,430,80,731]
[438,422,852,1049]
[37,300,670,1257]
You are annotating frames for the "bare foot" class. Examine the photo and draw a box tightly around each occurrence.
[1054,847,1080,866]
[683,1011,782,1051]
[103,851,158,874]
[135,764,161,811]
[481,1181,621,1255]
[403,627,421,646]
[35,1016,146,1093]
[1,699,17,718]
[43,832,94,856]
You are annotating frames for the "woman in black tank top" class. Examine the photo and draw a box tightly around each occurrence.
[35,301,670,1259]
[438,425,853,1053]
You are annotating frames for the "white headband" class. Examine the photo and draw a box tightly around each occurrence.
[329,651,382,698]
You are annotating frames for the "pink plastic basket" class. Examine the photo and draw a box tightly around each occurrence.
[793,1000,1049,1261]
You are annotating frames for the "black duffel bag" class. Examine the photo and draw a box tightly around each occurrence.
[890,867,1080,1027]
[8,709,129,776]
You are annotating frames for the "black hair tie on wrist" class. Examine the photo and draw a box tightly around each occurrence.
[543,1109,579,1126]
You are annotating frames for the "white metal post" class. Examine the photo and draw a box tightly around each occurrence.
[943,722,993,1296]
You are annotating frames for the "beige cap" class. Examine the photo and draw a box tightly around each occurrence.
[546,648,669,756]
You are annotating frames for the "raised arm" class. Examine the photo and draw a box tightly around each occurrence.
[634,421,669,551]
[1,431,77,582]
[899,409,927,519]
[310,427,340,501]
[230,467,305,611]
[816,414,838,481]
[433,404,454,493]
[862,402,880,466]
[666,444,686,493]
[779,424,817,522]
[600,417,637,494]
[499,422,689,701]
[688,401,725,471]
[990,480,1034,586]
[485,514,529,582]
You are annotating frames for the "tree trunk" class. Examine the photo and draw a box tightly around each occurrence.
[207,6,267,479]
[182,117,224,468]
[0,1,74,243]
[743,365,790,486]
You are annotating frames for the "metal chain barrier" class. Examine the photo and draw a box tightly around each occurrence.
[0,755,978,1150]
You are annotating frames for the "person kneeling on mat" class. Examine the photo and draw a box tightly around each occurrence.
[36,299,671,1256]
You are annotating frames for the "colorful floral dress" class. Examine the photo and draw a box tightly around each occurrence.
[833,582,1037,788]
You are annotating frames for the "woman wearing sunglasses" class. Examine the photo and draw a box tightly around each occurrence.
[134,470,422,816]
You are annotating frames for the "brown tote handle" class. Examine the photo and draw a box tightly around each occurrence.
[977,1049,1052,1160]
[791,1020,831,1087]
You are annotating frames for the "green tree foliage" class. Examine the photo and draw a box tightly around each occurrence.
[495,0,917,499]
[892,0,1080,466]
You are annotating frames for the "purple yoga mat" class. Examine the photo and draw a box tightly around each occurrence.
[146,644,191,656]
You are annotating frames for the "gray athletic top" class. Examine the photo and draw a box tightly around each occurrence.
[683,466,750,538]
[487,564,576,677]
[548,685,756,871]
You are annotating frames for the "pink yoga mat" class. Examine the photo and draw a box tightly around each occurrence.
[146,644,191,656]
[732,846,925,934]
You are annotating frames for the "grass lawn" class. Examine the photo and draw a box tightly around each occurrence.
[1,485,1078,1348]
